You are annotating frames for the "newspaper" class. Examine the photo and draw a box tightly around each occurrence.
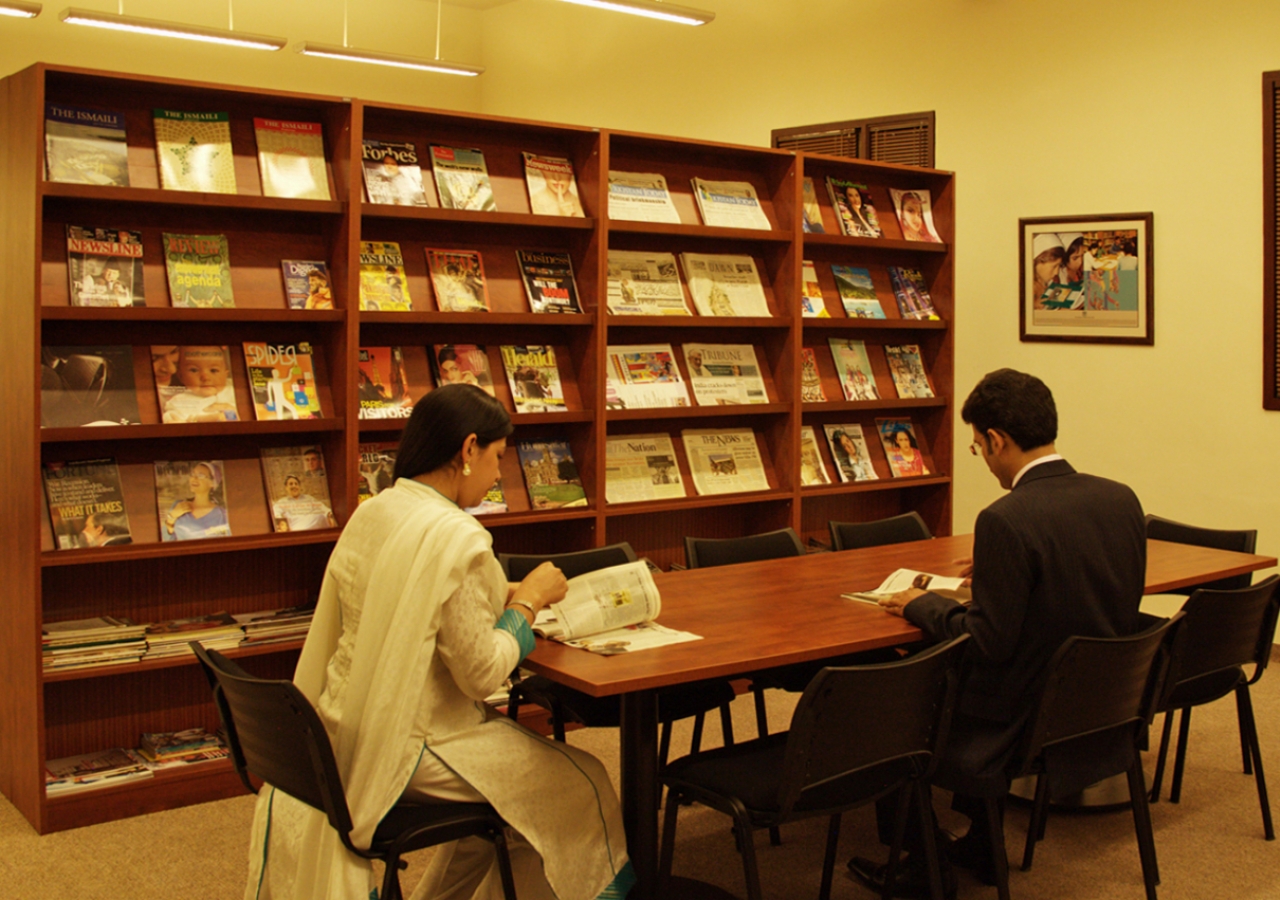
[606,250,691,315]
[607,171,681,224]
[681,428,770,495]
[679,252,771,317]
[691,177,771,230]
[606,344,690,408]
[605,433,685,504]
[683,343,767,406]
[842,568,970,604]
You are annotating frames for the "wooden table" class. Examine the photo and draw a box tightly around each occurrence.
[522,536,1277,900]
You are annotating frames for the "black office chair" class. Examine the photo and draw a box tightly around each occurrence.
[501,542,737,765]
[966,616,1181,900]
[659,635,969,900]
[1145,515,1257,593]
[828,512,932,552]
[191,644,517,900]
[683,527,805,571]
[1146,576,1279,840]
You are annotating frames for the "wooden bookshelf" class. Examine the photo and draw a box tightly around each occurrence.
[0,63,954,832]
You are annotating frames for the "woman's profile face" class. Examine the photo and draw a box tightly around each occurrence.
[189,464,215,492]
[439,358,462,383]
[459,437,507,510]
[152,346,180,384]
[1034,250,1062,286]
[1065,245,1085,274]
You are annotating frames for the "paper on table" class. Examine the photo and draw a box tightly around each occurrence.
[563,622,702,656]
[842,567,970,604]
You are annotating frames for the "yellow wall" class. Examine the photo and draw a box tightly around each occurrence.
[5,0,1280,564]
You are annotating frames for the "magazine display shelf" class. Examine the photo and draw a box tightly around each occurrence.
[0,63,953,833]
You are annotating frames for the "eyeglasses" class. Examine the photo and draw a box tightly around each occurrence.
[969,441,983,457]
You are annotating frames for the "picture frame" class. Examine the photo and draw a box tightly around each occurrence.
[1019,212,1154,345]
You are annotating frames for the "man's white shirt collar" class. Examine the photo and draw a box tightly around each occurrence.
[1011,453,1064,488]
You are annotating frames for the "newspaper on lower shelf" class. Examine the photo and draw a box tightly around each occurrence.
[681,428,771,496]
[842,568,971,605]
[605,433,685,504]
[532,560,701,655]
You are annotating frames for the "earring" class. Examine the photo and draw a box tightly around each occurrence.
[463,463,472,477]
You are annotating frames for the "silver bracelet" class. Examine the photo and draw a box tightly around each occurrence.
[508,600,536,616]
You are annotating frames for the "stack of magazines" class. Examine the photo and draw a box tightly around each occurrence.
[45,748,152,795]
[233,605,314,647]
[136,727,229,770]
[144,612,242,659]
[42,616,148,673]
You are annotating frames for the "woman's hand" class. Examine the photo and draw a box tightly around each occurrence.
[510,561,568,613]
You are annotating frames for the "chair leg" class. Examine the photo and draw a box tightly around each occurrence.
[731,805,764,900]
[1170,707,1192,803]
[984,795,1011,900]
[1149,710,1175,803]
[752,685,769,739]
[1021,773,1050,871]
[492,825,519,900]
[882,785,914,900]
[659,786,681,884]
[379,854,404,900]
[719,702,735,747]
[690,711,706,754]
[915,782,947,900]
[1236,684,1276,840]
[658,720,673,769]
[1126,756,1161,899]
[506,688,521,722]
[1238,689,1254,775]
[819,813,841,900]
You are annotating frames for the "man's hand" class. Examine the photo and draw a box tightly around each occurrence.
[955,556,974,582]
[878,587,926,617]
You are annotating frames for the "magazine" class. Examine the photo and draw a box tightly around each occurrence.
[360,140,429,206]
[889,188,942,243]
[606,250,691,316]
[517,440,588,509]
[682,428,770,496]
[690,178,771,230]
[42,616,146,671]
[144,611,242,657]
[254,118,330,201]
[431,145,496,211]
[357,346,413,419]
[604,433,684,504]
[261,446,336,532]
[826,178,882,238]
[523,152,584,217]
[842,568,969,605]
[800,347,827,403]
[357,442,397,504]
[40,345,141,427]
[234,605,315,646]
[464,481,508,516]
[605,344,690,409]
[682,343,767,405]
[516,250,581,313]
[532,560,700,654]
[243,342,324,420]
[823,423,878,483]
[800,261,829,318]
[828,338,879,401]
[44,104,130,186]
[154,345,239,423]
[886,266,939,320]
[877,418,931,478]
[500,345,566,413]
[680,252,771,317]
[162,233,234,308]
[358,241,412,311]
[153,109,236,194]
[607,171,681,224]
[426,248,490,312]
[66,226,144,307]
[831,265,886,319]
[45,748,151,795]
[431,344,496,396]
[885,344,934,399]
[42,458,131,550]
[280,260,333,310]
[800,177,825,234]
[138,727,224,762]
[154,460,232,542]
[798,426,831,486]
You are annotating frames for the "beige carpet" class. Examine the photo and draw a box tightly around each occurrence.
[4,670,1279,900]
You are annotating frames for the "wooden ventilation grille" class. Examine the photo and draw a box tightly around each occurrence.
[772,112,934,168]
[1267,71,1280,409]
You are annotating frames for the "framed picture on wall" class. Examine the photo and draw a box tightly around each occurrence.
[1019,213,1154,345]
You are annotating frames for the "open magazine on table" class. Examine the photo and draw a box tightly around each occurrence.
[842,568,972,605]
[531,560,701,655]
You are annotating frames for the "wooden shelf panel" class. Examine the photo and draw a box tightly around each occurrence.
[802,398,948,412]
[356,410,596,434]
[41,529,339,567]
[802,233,948,253]
[800,317,947,332]
[41,307,346,323]
[607,221,793,243]
[360,204,595,231]
[604,489,794,518]
[800,475,951,498]
[357,311,594,326]
[41,419,345,443]
[607,403,789,422]
[474,508,599,528]
[43,639,303,684]
[41,181,345,215]
[606,315,790,330]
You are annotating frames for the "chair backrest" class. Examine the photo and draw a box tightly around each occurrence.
[1166,575,1280,694]
[684,527,805,570]
[191,643,362,855]
[1145,514,1258,594]
[774,635,969,820]
[828,512,932,552]
[1018,615,1181,764]
[499,542,637,582]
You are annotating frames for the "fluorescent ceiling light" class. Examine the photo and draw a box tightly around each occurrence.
[295,42,484,76]
[557,0,713,26]
[59,7,286,50]
[0,1,41,18]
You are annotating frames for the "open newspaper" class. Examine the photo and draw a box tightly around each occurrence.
[532,560,700,654]
[842,568,971,605]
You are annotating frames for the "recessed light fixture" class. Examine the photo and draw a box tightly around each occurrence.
[60,6,287,51]
[0,1,41,18]
[557,0,714,26]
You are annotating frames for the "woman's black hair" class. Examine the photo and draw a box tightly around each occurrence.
[393,384,513,481]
